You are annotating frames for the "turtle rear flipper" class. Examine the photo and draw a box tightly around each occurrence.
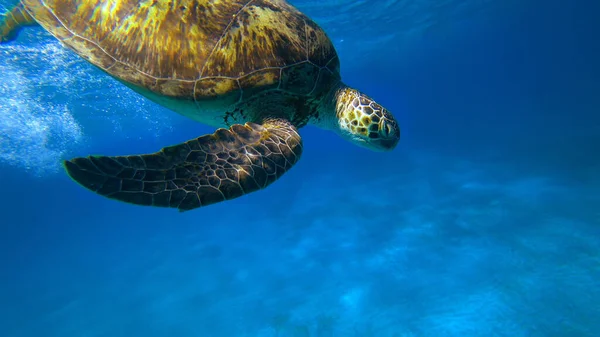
[0,2,36,43]
[64,119,303,212]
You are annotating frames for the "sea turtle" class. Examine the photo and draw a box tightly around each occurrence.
[0,0,400,211]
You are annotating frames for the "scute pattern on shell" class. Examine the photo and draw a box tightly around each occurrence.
[21,0,338,100]
[202,0,307,77]
[23,0,244,80]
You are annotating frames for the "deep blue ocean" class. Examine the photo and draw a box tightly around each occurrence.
[1,0,599,336]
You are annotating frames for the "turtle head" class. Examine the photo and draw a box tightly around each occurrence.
[333,87,400,151]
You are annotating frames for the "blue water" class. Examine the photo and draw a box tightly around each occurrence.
[1,0,599,336]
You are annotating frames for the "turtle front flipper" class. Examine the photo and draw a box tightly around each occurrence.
[0,2,36,43]
[64,119,303,212]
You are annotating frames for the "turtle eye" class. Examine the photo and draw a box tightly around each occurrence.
[381,120,393,138]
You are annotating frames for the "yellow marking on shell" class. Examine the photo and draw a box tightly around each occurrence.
[214,78,239,95]
[23,0,246,81]
[251,6,303,61]
[92,0,120,25]
[253,70,278,86]
[21,0,336,102]
[202,1,307,77]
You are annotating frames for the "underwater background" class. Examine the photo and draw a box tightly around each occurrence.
[0,0,599,336]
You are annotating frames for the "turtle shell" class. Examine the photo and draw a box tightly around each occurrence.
[22,0,340,103]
